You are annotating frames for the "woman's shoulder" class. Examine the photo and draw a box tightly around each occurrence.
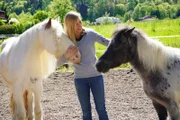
[84,28,97,36]
[84,27,95,33]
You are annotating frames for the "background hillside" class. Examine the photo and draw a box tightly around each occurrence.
[1,0,180,22]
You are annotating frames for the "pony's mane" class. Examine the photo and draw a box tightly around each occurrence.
[134,29,177,71]
[9,19,62,79]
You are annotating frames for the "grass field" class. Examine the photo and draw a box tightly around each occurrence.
[87,18,180,53]
[86,18,180,68]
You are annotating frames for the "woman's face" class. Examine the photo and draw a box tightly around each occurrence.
[74,18,82,35]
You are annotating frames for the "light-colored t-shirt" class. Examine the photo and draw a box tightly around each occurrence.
[57,28,110,79]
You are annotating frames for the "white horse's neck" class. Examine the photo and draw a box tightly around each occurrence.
[17,23,56,79]
[137,31,170,71]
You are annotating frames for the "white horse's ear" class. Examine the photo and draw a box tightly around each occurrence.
[45,18,52,29]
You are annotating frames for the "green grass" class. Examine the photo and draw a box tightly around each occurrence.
[87,18,180,53]
[86,18,180,68]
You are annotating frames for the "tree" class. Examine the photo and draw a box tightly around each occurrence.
[123,12,131,22]
[13,1,27,15]
[158,4,168,19]
[71,0,90,20]
[33,10,48,21]
[48,0,75,23]
[25,0,46,14]
[114,4,127,16]
[132,4,141,21]
[176,5,180,17]
[0,1,10,19]
[128,0,137,11]
[87,0,108,22]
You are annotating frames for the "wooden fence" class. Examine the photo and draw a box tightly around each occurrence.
[0,34,19,42]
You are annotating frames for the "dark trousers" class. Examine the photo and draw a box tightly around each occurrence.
[74,75,109,120]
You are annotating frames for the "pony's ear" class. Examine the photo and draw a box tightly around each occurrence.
[125,27,135,45]
[125,27,135,36]
[45,18,52,29]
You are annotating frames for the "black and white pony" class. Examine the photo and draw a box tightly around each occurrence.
[96,26,180,120]
[0,18,80,120]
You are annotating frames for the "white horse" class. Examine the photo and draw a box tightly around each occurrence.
[0,18,80,120]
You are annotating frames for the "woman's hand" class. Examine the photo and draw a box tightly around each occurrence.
[64,45,78,59]
[64,45,81,64]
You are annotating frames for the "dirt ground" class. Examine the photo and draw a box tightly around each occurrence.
[0,69,162,120]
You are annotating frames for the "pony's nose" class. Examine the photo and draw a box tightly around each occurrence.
[96,61,103,72]
[96,60,110,73]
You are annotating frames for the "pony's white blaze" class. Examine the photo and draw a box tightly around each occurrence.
[0,18,78,120]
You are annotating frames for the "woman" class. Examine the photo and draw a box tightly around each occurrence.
[58,11,110,120]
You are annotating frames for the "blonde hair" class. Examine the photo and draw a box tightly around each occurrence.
[64,11,82,43]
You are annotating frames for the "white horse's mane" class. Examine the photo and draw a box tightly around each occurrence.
[136,29,179,71]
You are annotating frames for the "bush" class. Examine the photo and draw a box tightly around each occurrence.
[0,25,16,34]
[0,19,5,26]
[14,23,25,34]
[33,11,48,21]
[33,19,40,24]
[101,17,114,25]
[23,22,34,31]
